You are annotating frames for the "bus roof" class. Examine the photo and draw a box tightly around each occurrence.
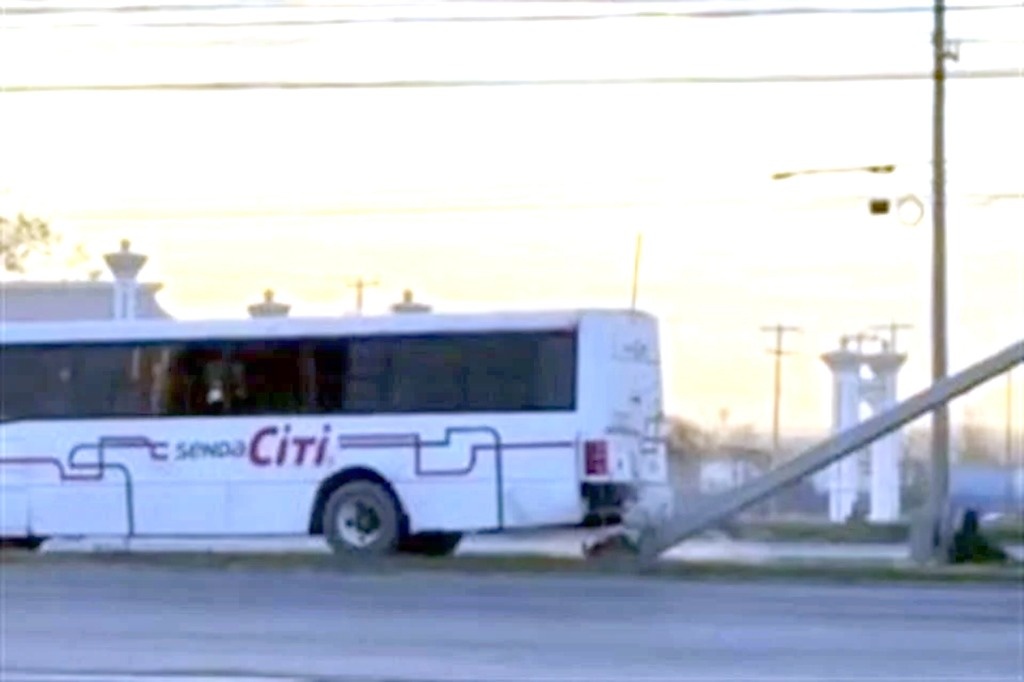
[0,307,657,345]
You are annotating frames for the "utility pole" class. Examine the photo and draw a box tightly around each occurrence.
[630,232,643,311]
[930,0,954,562]
[760,324,801,518]
[346,277,379,315]
[870,322,914,352]
[760,324,802,455]
[1006,369,1015,513]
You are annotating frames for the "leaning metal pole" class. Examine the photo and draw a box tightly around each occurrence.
[929,0,952,563]
[635,340,1024,564]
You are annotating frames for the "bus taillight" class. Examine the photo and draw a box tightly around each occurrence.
[584,440,609,476]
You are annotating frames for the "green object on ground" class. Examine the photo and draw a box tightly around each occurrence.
[948,510,1012,564]
[735,519,1023,545]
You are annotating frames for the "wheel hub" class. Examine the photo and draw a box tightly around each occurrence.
[338,499,382,547]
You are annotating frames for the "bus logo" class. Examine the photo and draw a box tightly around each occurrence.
[249,424,333,467]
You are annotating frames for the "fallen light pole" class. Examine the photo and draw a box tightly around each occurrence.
[628,339,1024,567]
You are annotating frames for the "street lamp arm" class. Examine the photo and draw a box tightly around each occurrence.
[771,164,896,181]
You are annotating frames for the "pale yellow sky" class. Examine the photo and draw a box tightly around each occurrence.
[1,3,1022,437]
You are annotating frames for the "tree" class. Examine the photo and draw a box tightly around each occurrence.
[0,213,55,272]
[665,416,712,459]
[957,411,999,464]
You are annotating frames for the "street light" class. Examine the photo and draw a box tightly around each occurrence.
[770,164,896,181]
[868,194,926,226]
[770,164,921,222]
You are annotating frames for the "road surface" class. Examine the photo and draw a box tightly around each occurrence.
[2,564,1021,681]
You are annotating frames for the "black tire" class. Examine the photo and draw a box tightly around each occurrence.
[322,480,401,557]
[398,532,463,557]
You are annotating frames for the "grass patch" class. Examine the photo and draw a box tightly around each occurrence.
[735,520,1024,545]
[3,549,1020,585]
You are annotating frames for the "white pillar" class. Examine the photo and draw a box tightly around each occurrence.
[865,351,907,522]
[390,289,432,313]
[822,342,863,523]
[125,279,138,320]
[248,289,291,318]
[111,280,125,319]
[103,239,148,321]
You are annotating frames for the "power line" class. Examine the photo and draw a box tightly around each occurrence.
[5,68,1021,93]
[5,2,1020,27]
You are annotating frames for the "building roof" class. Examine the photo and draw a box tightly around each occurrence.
[0,280,173,322]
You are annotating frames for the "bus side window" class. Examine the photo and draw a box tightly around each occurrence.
[229,340,305,414]
[34,347,75,418]
[164,344,229,416]
[390,336,465,413]
[0,346,34,419]
[533,332,577,410]
[0,346,72,419]
[311,339,347,413]
[342,337,394,413]
[140,345,174,416]
[70,345,133,416]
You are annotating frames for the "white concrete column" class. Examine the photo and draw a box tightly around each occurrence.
[822,342,863,523]
[390,289,432,313]
[864,351,907,522]
[103,239,148,321]
[125,279,138,320]
[248,289,291,318]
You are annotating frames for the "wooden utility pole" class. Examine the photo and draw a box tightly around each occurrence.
[1006,369,1015,512]
[346,277,380,315]
[930,0,954,562]
[760,324,802,455]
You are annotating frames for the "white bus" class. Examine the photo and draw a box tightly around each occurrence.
[0,308,672,556]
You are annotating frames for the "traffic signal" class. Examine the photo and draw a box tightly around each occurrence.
[869,198,891,215]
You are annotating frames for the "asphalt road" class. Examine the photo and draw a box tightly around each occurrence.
[2,564,1022,681]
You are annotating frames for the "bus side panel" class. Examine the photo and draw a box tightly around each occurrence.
[217,415,504,536]
[397,480,498,533]
[304,413,583,534]
[226,483,315,535]
[30,483,130,536]
[0,428,30,536]
[492,413,582,530]
[497,443,582,529]
[366,417,502,534]
[135,481,230,535]
[1,423,131,536]
[0,474,30,537]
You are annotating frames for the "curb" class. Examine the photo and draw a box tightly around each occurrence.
[4,549,1021,585]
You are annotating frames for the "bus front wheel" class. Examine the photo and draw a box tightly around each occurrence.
[322,480,401,556]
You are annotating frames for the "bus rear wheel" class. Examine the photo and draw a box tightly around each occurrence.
[399,532,463,557]
[322,480,401,557]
